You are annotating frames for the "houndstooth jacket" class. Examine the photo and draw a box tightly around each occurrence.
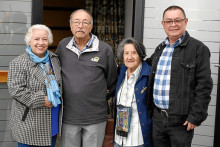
[7,51,63,146]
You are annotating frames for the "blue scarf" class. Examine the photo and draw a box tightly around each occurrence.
[26,45,50,63]
[26,46,61,107]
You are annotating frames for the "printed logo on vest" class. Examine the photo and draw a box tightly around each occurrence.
[91,57,99,62]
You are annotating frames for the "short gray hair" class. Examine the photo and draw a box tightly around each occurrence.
[117,38,146,63]
[24,24,53,46]
[69,9,93,25]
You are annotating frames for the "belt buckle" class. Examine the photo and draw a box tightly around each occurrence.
[161,110,168,117]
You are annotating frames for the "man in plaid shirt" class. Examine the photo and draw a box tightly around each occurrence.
[146,5,213,147]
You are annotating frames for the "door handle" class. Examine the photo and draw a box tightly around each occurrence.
[214,65,220,67]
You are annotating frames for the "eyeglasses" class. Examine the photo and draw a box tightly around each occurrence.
[163,18,186,25]
[71,21,91,26]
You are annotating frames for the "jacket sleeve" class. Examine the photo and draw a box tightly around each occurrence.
[187,44,213,126]
[145,43,163,66]
[7,59,46,109]
[55,41,61,55]
[145,53,154,66]
[105,47,118,100]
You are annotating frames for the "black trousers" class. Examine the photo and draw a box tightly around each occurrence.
[152,109,194,147]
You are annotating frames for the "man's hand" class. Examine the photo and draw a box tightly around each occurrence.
[44,96,53,108]
[183,120,197,131]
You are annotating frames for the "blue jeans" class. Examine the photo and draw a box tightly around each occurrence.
[18,135,57,147]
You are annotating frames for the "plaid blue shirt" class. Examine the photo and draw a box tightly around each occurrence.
[72,33,95,54]
[153,34,185,109]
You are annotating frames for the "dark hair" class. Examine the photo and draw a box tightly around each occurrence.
[117,38,146,63]
[163,5,186,19]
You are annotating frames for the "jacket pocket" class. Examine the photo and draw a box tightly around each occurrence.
[14,99,29,121]
[181,62,195,72]
[180,61,196,85]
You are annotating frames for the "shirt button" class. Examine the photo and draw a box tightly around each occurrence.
[136,88,138,91]
[137,99,140,102]
[142,123,144,126]
[139,112,142,115]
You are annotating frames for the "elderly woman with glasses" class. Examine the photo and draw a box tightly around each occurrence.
[113,38,152,147]
[7,24,63,147]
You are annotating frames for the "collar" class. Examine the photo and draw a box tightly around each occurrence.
[66,34,99,57]
[72,33,95,51]
[162,31,186,47]
[125,63,142,79]
[28,51,57,67]
[120,62,151,77]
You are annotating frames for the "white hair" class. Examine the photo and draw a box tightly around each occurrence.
[69,9,93,25]
[24,24,53,46]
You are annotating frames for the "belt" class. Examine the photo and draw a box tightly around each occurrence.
[155,106,168,117]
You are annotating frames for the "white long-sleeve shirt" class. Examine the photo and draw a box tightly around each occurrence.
[115,64,144,146]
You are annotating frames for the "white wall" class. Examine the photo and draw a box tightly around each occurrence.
[143,0,220,146]
[0,0,32,146]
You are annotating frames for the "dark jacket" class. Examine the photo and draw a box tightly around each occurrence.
[113,62,152,147]
[147,31,213,126]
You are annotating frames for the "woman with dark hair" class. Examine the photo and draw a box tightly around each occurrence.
[7,24,63,147]
[113,38,152,147]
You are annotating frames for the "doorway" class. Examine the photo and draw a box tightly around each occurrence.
[43,0,86,51]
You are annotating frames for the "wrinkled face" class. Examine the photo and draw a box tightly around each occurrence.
[123,44,141,71]
[162,9,188,42]
[29,29,49,58]
[70,10,93,40]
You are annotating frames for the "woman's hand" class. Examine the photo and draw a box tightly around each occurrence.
[44,96,53,108]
